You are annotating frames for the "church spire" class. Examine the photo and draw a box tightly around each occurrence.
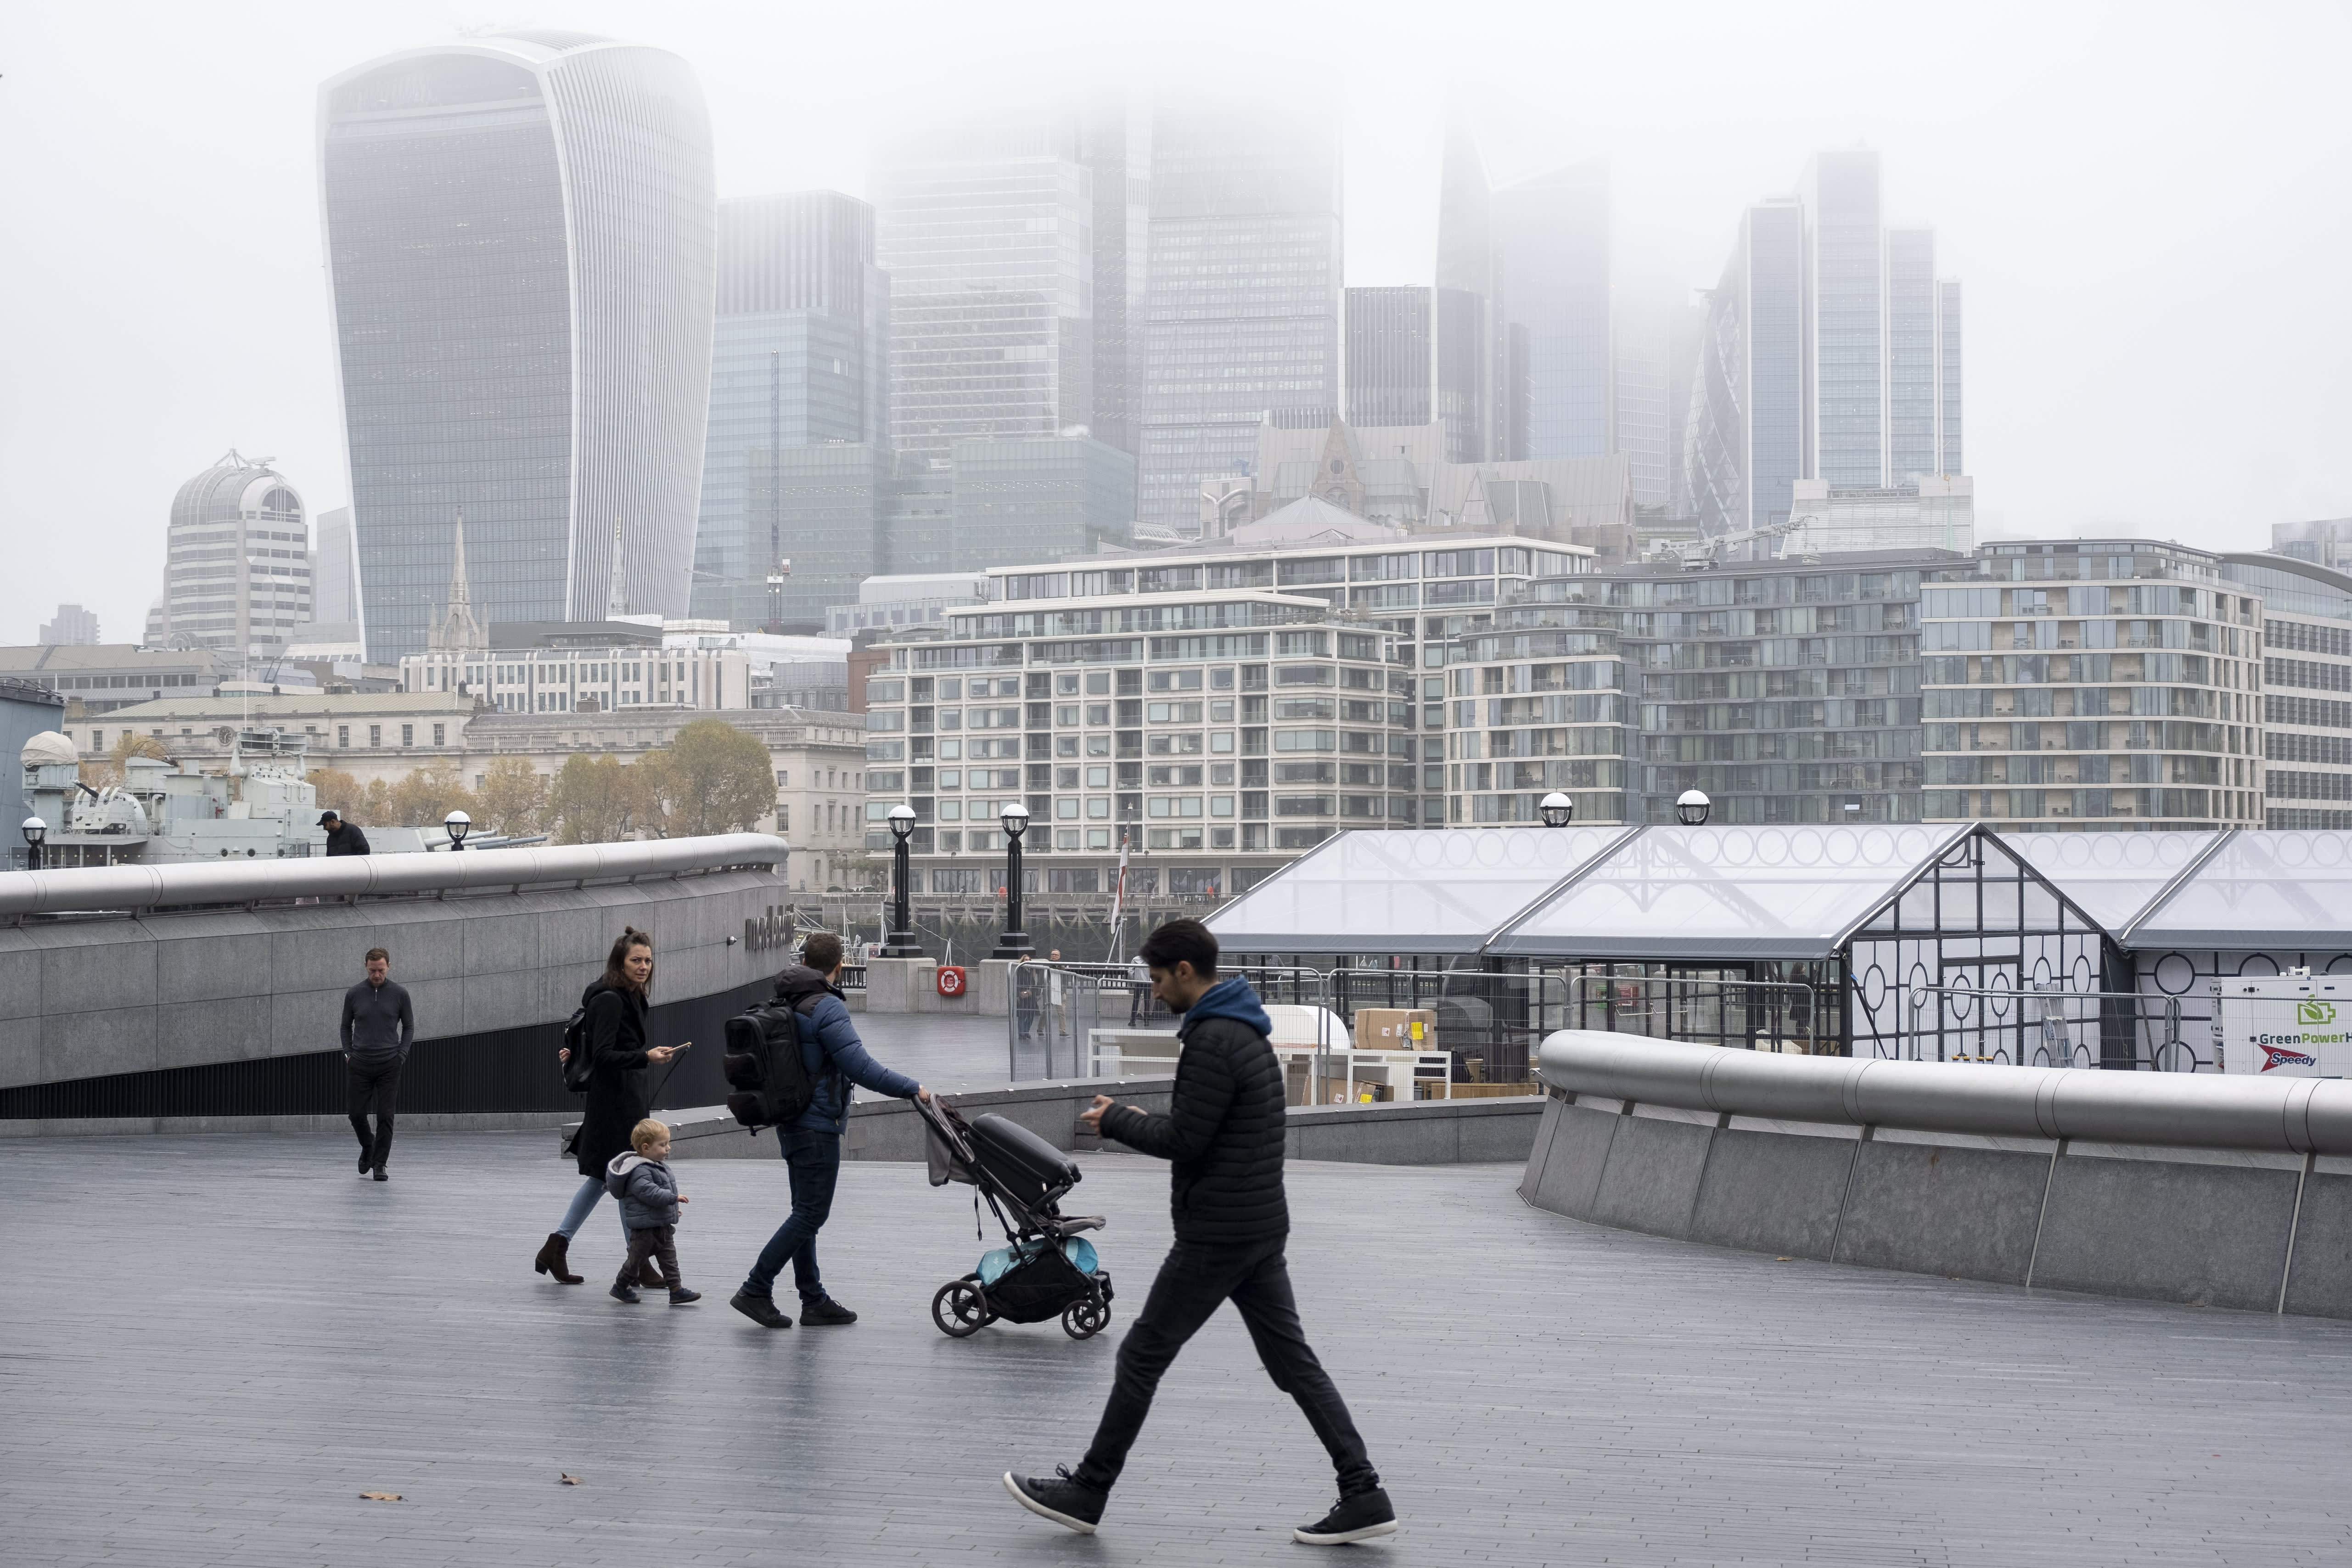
[604,518,628,619]
[428,506,487,652]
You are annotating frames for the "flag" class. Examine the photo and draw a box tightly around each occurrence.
[1107,832,1130,957]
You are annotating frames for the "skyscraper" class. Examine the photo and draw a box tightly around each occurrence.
[1343,286,1481,444]
[692,191,887,627]
[159,451,311,658]
[1138,102,1343,532]
[1084,103,1150,458]
[318,31,716,662]
[1435,107,1503,461]
[1683,153,1963,540]
[312,506,359,626]
[39,606,99,647]
[1491,158,1613,462]
[874,113,1096,461]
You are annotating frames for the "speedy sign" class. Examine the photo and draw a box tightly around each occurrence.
[2214,980,2351,1077]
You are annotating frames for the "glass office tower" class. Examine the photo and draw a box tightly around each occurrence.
[319,31,716,661]
[874,114,1095,461]
[693,191,887,627]
[1343,286,1481,447]
[1490,157,1612,462]
[1807,151,1884,487]
[1138,103,1343,532]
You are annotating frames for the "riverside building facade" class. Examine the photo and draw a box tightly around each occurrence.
[2223,552,2352,829]
[862,531,1591,897]
[1920,542,2265,831]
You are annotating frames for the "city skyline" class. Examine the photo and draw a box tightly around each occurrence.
[5,1,2350,643]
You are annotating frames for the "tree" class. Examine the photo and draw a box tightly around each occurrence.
[304,767,364,815]
[84,731,171,789]
[637,718,777,838]
[545,753,642,844]
[387,760,476,827]
[475,754,549,837]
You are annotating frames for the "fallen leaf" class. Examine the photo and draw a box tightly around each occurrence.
[359,1492,402,1502]
[560,1474,583,1486]
[1774,1256,1793,1262]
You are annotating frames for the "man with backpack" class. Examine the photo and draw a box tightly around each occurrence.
[728,932,930,1330]
[1003,918,1395,1546]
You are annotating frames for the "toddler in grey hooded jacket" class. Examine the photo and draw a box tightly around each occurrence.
[606,1149,681,1229]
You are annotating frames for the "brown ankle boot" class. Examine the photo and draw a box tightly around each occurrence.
[534,1232,584,1285]
[636,1256,669,1290]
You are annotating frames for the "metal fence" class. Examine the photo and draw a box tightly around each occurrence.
[1882,983,2199,1071]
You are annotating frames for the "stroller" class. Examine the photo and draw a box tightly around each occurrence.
[917,1095,1115,1340]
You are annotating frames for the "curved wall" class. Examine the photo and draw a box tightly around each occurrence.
[1521,1031,2352,1321]
[0,840,790,1129]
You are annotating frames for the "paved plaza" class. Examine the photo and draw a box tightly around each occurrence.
[6,1130,2352,1567]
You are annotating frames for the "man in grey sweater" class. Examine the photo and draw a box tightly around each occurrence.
[342,947,414,1180]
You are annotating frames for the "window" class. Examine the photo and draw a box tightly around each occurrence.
[337,726,349,748]
[369,725,382,747]
[432,723,445,747]
[776,769,788,786]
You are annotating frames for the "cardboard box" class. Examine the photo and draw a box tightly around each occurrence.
[1353,1008,1436,1053]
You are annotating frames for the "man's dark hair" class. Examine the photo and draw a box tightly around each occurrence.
[803,932,845,974]
[364,947,388,965]
[1138,918,1218,979]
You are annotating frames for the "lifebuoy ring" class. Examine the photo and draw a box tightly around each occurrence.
[936,966,967,997]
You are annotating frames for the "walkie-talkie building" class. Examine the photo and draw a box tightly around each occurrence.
[318,31,716,661]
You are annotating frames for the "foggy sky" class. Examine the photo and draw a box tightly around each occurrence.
[4,0,2348,646]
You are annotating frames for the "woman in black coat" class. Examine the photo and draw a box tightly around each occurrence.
[531,928,683,1284]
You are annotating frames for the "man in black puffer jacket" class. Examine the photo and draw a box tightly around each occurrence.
[1004,919,1395,1548]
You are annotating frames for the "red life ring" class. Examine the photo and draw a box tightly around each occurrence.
[936,966,967,997]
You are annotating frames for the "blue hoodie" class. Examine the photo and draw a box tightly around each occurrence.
[1177,975,1274,1041]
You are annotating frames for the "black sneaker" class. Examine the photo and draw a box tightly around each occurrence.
[1294,1488,1397,1546]
[729,1291,791,1329]
[1003,1468,1106,1535]
[610,1281,641,1304]
[668,1287,702,1306]
[358,1152,371,1175]
[371,1167,388,1182]
[799,1296,858,1326]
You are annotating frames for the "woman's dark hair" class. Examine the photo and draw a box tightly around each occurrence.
[1138,917,1218,979]
[602,927,655,993]
[802,932,844,974]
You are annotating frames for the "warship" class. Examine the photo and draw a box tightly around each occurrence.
[19,728,466,867]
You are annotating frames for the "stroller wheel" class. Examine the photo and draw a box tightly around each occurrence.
[932,1278,990,1338]
[1061,1295,1111,1340]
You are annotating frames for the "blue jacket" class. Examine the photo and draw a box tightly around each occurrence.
[772,964,919,1134]
[605,1151,681,1230]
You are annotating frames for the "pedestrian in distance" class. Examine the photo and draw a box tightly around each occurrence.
[1126,952,1148,1027]
[534,928,687,1287]
[606,1119,699,1306]
[1004,917,1395,1546]
[318,810,371,856]
[728,931,931,1330]
[341,946,412,1181]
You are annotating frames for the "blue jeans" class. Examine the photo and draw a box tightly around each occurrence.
[741,1129,842,1301]
[556,1175,627,1241]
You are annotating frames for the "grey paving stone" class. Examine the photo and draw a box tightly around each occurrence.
[2,1130,2351,1566]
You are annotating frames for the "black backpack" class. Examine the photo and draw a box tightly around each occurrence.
[723,994,821,1131]
[559,996,606,1094]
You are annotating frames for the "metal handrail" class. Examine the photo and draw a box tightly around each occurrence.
[1899,982,2197,1071]
[1537,1030,2352,1156]
[0,832,787,916]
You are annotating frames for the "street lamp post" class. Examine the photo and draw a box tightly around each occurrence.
[443,809,471,850]
[991,803,1033,960]
[21,815,46,872]
[1538,792,1575,828]
[1676,789,1713,827]
[882,804,922,957]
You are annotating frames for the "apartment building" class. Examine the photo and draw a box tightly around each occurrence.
[2223,552,2352,829]
[1920,542,2265,830]
[861,524,1592,898]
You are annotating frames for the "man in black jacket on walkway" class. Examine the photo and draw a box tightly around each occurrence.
[341,947,413,1180]
[1004,918,1394,1546]
[319,811,370,856]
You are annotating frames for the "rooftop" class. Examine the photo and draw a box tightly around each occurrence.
[8,1130,2349,1564]
[94,691,476,721]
